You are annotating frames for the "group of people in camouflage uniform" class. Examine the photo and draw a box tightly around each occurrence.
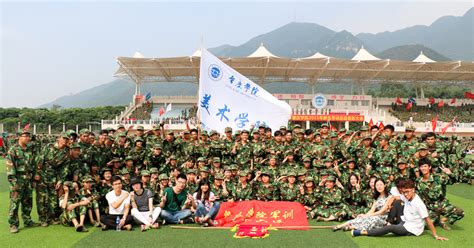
[4,122,471,233]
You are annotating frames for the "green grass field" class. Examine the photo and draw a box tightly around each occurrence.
[0,158,472,248]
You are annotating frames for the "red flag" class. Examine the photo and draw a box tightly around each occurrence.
[431,115,438,132]
[406,102,413,111]
[23,123,30,131]
[438,100,444,108]
[185,119,190,130]
[378,122,384,130]
[465,91,474,99]
[159,107,165,116]
[428,97,435,105]
[368,118,374,129]
[234,225,270,238]
[450,97,456,104]
[395,97,403,105]
[215,200,308,229]
[441,116,457,134]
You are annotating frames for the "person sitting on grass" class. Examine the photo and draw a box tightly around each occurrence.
[78,176,102,227]
[159,173,196,224]
[333,178,393,231]
[351,179,448,241]
[193,179,220,227]
[59,181,90,232]
[100,176,134,231]
[130,178,161,232]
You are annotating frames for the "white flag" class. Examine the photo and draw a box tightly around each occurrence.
[166,103,172,113]
[198,49,292,133]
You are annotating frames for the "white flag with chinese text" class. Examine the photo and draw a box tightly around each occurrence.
[198,49,292,133]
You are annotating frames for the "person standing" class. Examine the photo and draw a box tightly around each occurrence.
[6,130,38,233]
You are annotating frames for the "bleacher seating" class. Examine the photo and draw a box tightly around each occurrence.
[389,103,474,122]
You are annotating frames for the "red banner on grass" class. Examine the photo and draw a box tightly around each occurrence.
[214,200,308,229]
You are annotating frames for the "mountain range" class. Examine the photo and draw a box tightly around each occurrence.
[41,8,473,108]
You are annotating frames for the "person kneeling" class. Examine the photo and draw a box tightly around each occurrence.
[351,179,448,241]
[130,178,161,231]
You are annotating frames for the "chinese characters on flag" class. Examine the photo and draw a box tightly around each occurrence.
[214,200,308,229]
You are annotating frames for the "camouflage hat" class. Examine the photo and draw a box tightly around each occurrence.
[279,125,287,130]
[287,170,297,177]
[197,157,206,162]
[59,132,70,139]
[405,126,416,132]
[379,135,390,141]
[238,170,248,177]
[362,134,372,140]
[200,167,210,173]
[63,181,73,187]
[186,169,197,174]
[214,173,225,180]
[152,126,161,131]
[326,175,336,182]
[321,124,329,128]
[79,128,90,135]
[140,170,151,176]
[347,157,356,163]
[297,167,307,176]
[167,131,175,135]
[209,130,218,136]
[120,168,130,175]
[303,157,312,162]
[345,130,354,135]
[117,124,125,129]
[70,142,81,149]
[305,176,315,183]
[323,157,333,163]
[169,155,177,160]
[235,130,241,135]
[66,129,77,137]
[124,156,133,161]
[360,126,369,131]
[313,131,321,136]
[223,166,231,171]
[229,164,239,170]
[397,158,407,164]
[329,132,338,138]
[213,157,221,163]
[417,143,429,150]
[258,123,266,128]
[339,128,346,133]
[136,126,145,131]
[241,129,250,134]
[284,150,294,156]
[118,132,127,137]
[153,144,162,149]
[81,176,94,183]
[293,124,302,129]
[224,127,233,133]
[183,130,190,135]
[101,167,112,174]
[158,173,169,180]
[149,168,159,174]
[111,157,122,163]
[134,137,144,143]
[201,130,209,136]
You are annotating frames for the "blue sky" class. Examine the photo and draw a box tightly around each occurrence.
[1,1,472,107]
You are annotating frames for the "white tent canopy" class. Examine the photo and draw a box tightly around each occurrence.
[413,51,436,63]
[115,46,474,85]
[351,46,380,61]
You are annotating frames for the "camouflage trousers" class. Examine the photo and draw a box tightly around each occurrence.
[36,182,59,223]
[428,199,464,225]
[310,204,349,220]
[8,177,33,227]
[59,206,87,226]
